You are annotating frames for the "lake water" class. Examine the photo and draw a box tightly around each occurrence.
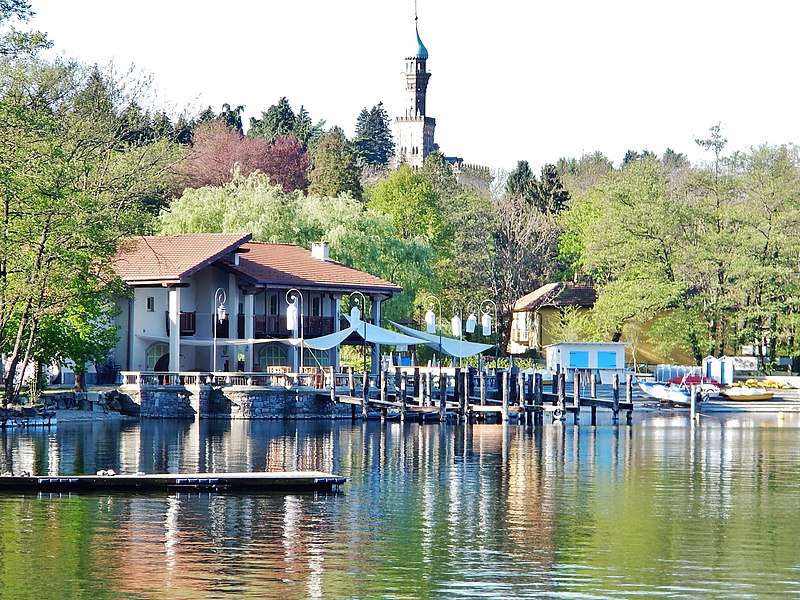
[1,411,799,599]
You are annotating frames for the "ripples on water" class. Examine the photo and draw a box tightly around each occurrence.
[1,412,800,598]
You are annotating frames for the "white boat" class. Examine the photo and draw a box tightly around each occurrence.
[638,381,719,405]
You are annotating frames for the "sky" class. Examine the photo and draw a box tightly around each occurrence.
[27,0,800,173]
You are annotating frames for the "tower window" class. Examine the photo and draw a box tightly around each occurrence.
[146,296,155,312]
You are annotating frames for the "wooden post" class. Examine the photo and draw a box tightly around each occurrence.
[400,373,407,422]
[427,372,434,408]
[626,372,634,425]
[479,369,487,406]
[361,371,369,420]
[438,372,447,422]
[556,372,566,421]
[413,369,421,404]
[554,364,561,395]
[690,384,697,420]
[573,370,581,424]
[462,370,470,421]
[612,373,620,422]
[590,370,597,399]
[533,372,543,425]
[454,367,462,419]
[380,369,388,422]
[395,367,402,399]
[501,371,510,422]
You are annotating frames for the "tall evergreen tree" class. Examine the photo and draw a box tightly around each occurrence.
[248,97,295,141]
[308,126,362,199]
[353,102,394,166]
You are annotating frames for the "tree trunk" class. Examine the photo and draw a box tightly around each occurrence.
[74,370,86,392]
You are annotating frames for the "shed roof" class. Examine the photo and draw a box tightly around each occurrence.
[514,283,597,312]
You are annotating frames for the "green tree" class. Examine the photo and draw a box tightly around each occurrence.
[368,163,439,240]
[353,102,394,166]
[307,126,362,199]
[248,96,295,141]
[0,57,179,403]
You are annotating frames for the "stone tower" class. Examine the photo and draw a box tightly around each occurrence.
[394,11,436,169]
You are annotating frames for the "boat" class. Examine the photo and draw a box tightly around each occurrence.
[638,380,719,405]
[721,387,775,401]
[0,470,345,493]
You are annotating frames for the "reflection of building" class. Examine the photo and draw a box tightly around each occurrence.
[111,234,401,374]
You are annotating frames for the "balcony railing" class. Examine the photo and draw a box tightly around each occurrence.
[165,311,196,336]
[249,315,334,338]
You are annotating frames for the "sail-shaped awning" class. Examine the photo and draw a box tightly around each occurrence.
[389,321,494,359]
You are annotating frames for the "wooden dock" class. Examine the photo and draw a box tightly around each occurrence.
[0,471,345,493]
[323,367,634,425]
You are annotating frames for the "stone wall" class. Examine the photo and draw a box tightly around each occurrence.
[118,384,353,420]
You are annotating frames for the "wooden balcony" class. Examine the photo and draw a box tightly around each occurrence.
[165,311,196,336]
[250,315,334,338]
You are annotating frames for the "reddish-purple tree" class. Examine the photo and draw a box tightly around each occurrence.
[173,121,309,193]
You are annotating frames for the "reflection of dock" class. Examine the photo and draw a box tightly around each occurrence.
[0,471,345,492]
[326,369,634,425]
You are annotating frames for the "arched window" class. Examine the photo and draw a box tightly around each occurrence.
[146,343,169,371]
[257,344,287,370]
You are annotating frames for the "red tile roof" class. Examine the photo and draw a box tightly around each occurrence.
[231,242,402,294]
[112,233,252,284]
[514,283,597,311]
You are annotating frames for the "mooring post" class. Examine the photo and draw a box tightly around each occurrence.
[626,373,634,425]
[462,370,470,421]
[427,372,434,408]
[534,372,543,425]
[380,369,388,422]
[573,370,581,424]
[454,367,462,419]
[395,366,402,399]
[361,371,369,420]
[413,369,421,404]
[590,370,597,398]
[554,364,561,396]
[479,369,487,406]
[556,372,566,421]
[400,373,407,421]
[501,370,510,422]
[518,371,526,423]
[438,373,447,422]
[690,384,697,420]
[612,373,620,423]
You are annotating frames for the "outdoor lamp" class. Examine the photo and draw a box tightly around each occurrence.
[425,308,436,333]
[350,304,361,323]
[466,312,477,334]
[451,313,462,337]
[286,299,298,332]
[481,312,492,337]
[216,301,227,323]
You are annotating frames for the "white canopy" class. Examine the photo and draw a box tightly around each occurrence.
[389,321,494,359]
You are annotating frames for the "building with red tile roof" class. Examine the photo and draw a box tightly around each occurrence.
[111,234,402,374]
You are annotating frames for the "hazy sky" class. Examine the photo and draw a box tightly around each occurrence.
[29,0,800,172]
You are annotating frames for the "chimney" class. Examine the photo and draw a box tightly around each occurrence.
[311,241,329,261]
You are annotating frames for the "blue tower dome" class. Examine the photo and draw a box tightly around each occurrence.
[414,22,428,59]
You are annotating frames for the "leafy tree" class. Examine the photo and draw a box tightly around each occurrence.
[622,149,657,166]
[506,160,537,201]
[368,164,439,240]
[556,151,613,199]
[0,57,180,403]
[173,120,309,193]
[307,126,362,199]
[353,102,394,166]
[159,172,435,321]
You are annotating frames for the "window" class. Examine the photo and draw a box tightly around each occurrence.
[268,294,278,315]
[146,296,155,312]
[568,351,589,369]
[146,343,169,371]
[311,296,321,317]
[598,351,618,369]
[304,348,330,367]
[258,344,287,369]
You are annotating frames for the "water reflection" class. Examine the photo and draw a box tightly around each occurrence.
[1,413,800,598]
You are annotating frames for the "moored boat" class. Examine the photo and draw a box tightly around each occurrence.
[721,387,775,401]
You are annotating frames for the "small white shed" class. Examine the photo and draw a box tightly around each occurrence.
[545,342,628,384]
